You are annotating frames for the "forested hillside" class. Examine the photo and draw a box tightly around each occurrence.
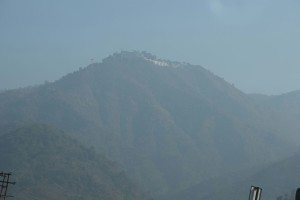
[0,51,298,198]
[0,124,150,200]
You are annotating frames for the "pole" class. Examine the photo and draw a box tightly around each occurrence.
[0,172,15,199]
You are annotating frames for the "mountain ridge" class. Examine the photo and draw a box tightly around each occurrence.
[0,51,296,197]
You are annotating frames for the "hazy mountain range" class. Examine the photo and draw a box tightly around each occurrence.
[1,51,300,199]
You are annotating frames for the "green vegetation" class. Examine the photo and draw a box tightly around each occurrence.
[0,124,150,200]
[0,52,300,199]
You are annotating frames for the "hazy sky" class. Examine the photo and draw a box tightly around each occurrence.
[1,0,300,94]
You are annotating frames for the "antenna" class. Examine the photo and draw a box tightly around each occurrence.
[0,172,16,199]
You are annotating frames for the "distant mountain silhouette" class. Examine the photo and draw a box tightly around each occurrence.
[0,51,296,196]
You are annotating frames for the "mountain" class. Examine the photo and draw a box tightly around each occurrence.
[0,124,150,200]
[237,150,300,200]
[250,91,300,145]
[168,149,300,200]
[0,51,294,196]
